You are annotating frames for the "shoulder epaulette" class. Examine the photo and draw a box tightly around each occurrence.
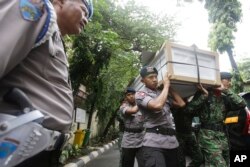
[34,0,57,48]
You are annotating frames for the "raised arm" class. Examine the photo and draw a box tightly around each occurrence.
[169,87,186,108]
[147,72,171,111]
[120,102,139,116]
[124,105,139,115]
[186,84,208,112]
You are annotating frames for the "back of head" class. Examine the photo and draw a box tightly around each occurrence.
[220,72,232,80]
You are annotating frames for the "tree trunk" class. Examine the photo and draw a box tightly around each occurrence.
[101,110,118,137]
[226,47,239,72]
[87,97,96,129]
[226,47,244,92]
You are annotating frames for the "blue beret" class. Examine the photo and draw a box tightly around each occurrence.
[125,87,136,94]
[220,72,232,80]
[140,66,158,78]
[82,0,93,20]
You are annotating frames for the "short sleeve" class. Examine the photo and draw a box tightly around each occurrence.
[0,0,47,78]
[135,91,152,108]
[119,103,129,115]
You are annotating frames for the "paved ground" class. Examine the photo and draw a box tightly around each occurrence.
[84,144,204,167]
[85,144,120,167]
[85,143,138,167]
[64,139,118,167]
[65,139,204,167]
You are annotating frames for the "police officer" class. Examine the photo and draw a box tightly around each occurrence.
[135,66,185,167]
[189,72,246,166]
[120,87,144,167]
[117,99,125,167]
[0,0,93,166]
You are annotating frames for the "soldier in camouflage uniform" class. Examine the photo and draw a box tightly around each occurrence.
[189,72,246,167]
[172,96,203,167]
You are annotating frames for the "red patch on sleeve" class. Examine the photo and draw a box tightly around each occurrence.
[138,92,145,97]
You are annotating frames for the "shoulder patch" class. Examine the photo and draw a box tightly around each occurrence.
[137,92,146,97]
[20,0,45,21]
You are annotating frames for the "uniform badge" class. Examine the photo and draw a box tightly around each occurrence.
[20,0,45,21]
[146,67,155,73]
[137,92,146,97]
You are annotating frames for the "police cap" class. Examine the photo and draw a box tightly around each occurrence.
[140,66,158,78]
[125,87,136,94]
[82,0,93,20]
[220,72,232,80]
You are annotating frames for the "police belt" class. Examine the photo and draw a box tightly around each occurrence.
[201,123,224,132]
[146,126,176,136]
[124,127,144,133]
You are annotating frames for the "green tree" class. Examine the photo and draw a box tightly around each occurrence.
[237,58,250,92]
[69,0,179,133]
[204,0,243,93]
[238,58,250,81]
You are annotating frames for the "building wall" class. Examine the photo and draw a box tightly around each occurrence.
[69,110,100,144]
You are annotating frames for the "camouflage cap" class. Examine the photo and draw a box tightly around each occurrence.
[220,72,232,80]
[140,66,158,78]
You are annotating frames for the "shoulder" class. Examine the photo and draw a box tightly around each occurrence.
[19,0,46,21]
[135,91,147,99]
[33,0,58,47]
[20,0,57,47]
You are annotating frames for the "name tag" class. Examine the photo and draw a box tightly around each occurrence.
[224,116,239,124]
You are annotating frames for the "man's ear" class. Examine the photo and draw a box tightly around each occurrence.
[54,0,65,8]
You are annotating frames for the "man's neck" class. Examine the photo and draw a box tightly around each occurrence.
[145,86,156,92]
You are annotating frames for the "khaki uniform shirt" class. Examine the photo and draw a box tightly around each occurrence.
[135,86,179,149]
[0,0,73,132]
[120,102,144,148]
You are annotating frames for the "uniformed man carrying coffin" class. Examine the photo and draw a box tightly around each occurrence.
[0,0,93,166]
[189,72,246,166]
[135,66,185,167]
[120,87,144,167]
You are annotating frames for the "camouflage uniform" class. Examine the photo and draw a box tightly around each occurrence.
[172,106,203,167]
[189,89,246,167]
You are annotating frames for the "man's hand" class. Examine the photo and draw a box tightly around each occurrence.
[197,84,208,97]
[163,72,171,88]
